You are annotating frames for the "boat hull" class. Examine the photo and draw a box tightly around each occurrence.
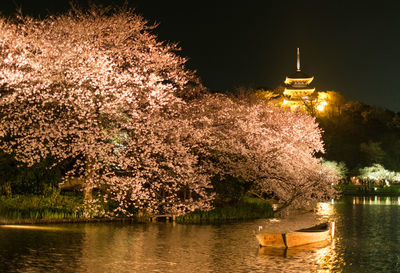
[285,229,330,248]
[256,233,287,248]
[256,223,332,248]
[258,240,331,257]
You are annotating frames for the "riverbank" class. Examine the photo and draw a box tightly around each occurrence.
[176,197,274,224]
[0,194,273,225]
[0,192,84,224]
[337,183,400,196]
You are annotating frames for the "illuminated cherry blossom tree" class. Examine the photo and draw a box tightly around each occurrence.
[188,94,338,210]
[0,6,209,216]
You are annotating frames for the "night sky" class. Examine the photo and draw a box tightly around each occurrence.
[1,0,400,112]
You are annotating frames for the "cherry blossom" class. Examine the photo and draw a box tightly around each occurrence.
[188,94,338,210]
[0,6,207,216]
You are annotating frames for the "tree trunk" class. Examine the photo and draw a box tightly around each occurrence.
[84,159,94,202]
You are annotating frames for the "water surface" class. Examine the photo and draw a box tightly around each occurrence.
[1,196,400,272]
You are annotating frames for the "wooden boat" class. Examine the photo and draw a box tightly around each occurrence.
[256,222,333,248]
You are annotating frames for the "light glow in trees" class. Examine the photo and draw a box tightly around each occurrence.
[358,164,400,183]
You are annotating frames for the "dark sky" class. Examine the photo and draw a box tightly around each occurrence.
[1,0,400,112]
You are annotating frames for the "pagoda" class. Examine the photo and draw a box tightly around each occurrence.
[282,48,315,110]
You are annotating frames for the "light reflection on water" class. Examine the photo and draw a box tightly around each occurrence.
[1,196,400,272]
[352,195,400,206]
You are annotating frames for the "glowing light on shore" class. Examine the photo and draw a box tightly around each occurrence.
[317,202,334,217]
[317,101,327,112]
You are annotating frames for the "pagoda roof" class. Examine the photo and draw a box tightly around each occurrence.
[284,85,315,90]
[287,70,313,79]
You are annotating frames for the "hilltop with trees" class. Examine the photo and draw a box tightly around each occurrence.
[240,86,400,187]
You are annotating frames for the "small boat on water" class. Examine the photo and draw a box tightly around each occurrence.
[256,222,334,248]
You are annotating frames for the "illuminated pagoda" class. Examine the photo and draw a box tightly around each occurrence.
[282,48,316,110]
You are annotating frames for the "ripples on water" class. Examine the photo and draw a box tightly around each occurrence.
[1,196,400,272]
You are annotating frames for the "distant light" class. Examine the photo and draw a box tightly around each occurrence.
[317,101,328,112]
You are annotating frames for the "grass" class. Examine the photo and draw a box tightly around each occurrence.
[0,191,84,222]
[176,197,273,224]
[0,193,274,225]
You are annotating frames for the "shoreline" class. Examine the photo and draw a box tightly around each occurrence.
[0,197,274,225]
[3,193,400,225]
[0,217,140,225]
[4,193,400,225]
[337,184,400,196]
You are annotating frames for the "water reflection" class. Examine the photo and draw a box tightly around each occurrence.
[0,224,67,231]
[352,195,400,206]
[2,196,400,272]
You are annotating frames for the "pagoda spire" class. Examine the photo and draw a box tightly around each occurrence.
[297,48,300,71]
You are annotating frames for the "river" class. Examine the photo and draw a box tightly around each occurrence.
[1,196,400,272]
